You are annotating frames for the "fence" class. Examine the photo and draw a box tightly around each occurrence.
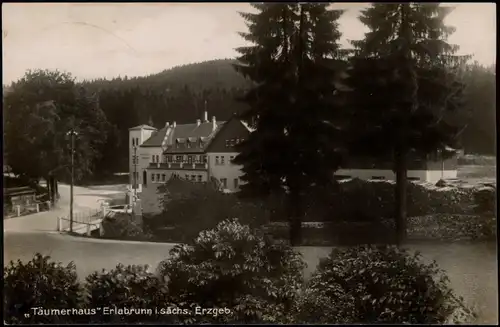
[58,208,102,232]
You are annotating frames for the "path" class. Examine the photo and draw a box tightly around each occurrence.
[3,232,497,324]
[4,184,125,233]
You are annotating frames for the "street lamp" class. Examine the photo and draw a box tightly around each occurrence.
[133,145,138,201]
[66,129,78,233]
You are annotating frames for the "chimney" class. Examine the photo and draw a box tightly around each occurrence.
[165,122,170,128]
[204,110,208,123]
[173,121,176,128]
[212,116,217,131]
[196,119,201,126]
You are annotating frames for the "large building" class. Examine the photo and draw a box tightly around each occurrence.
[130,111,458,214]
[129,112,252,214]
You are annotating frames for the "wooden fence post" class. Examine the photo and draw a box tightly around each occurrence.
[86,224,91,236]
[36,203,40,213]
[16,205,21,217]
[57,217,62,232]
[46,201,51,210]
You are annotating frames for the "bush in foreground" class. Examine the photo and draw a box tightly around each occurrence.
[84,264,176,323]
[304,245,476,324]
[3,254,83,324]
[157,218,306,323]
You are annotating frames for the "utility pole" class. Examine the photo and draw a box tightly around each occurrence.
[66,129,78,233]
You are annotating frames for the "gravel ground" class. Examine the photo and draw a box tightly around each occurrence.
[4,233,497,324]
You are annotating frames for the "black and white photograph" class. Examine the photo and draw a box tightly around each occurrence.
[3,2,497,324]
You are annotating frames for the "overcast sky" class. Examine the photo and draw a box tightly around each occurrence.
[2,2,496,84]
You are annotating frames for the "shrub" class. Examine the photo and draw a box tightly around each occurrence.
[157,219,306,323]
[3,254,83,324]
[406,214,497,241]
[473,186,496,214]
[150,179,272,242]
[306,245,476,324]
[291,284,356,323]
[101,212,151,241]
[84,264,176,323]
[328,179,477,224]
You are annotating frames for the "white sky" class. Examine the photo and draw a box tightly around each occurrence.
[2,3,497,84]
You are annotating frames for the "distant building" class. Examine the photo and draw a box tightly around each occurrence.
[130,111,458,215]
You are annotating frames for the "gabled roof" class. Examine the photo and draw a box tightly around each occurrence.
[129,124,157,131]
[140,121,225,152]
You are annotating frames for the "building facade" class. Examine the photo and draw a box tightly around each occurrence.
[130,112,458,214]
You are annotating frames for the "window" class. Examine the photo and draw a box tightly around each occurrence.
[221,178,227,188]
[132,138,135,147]
[156,155,160,163]
[236,138,240,144]
[188,156,193,164]
[215,156,220,165]
[162,174,166,182]
[203,155,208,163]
[143,171,147,185]
[166,155,172,162]
[191,175,196,181]
[151,155,155,163]
[187,142,191,148]
[151,174,155,182]
[135,138,139,146]
[156,174,160,181]
[176,155,182,162]
[197,175,202,182]
[234,178,239,189]
[225,140,230,147]
[230,156,235,164]
[221,156,225,165]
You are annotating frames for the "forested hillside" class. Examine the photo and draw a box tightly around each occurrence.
[81,58,494,176]
[80,59,252,175]
[5,58,493,179]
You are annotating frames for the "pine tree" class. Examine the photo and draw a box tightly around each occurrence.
[344,3,468,244]
[233,3,345,245]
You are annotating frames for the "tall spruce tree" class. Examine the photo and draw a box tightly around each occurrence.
[343,3,468,244]
[233,3,345,245]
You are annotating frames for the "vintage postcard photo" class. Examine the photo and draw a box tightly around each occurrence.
[3,2,497,324]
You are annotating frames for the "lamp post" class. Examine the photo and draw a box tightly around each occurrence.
[133,146,138,201]
[66,129,78,233]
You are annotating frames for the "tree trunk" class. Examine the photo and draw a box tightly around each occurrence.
[49,176,56,204]
[288,189,302,246]
[394,149,408,245]
[54,179,59,201]
[46,176,52,203]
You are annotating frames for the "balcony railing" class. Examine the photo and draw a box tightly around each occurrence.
[148,162,208,170]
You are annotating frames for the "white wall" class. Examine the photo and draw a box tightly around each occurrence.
[426,170,458,183]
[207,152,243,191]
[335,168,457,183]
[129,143,162,189]
[129,128,156,186]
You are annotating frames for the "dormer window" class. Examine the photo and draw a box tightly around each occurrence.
[225,140,230,148]
[187,142,191,149]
